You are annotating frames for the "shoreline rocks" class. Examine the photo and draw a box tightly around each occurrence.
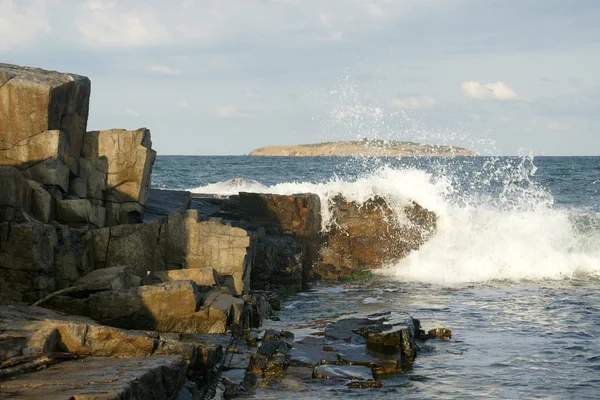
[0,63,449,399]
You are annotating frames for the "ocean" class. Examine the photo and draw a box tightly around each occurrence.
[153,155,600,399]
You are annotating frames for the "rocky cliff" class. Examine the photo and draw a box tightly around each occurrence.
[0,64,448,399]
[249,139,476,157]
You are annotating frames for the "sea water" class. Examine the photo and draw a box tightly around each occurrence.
[153,155,600,399]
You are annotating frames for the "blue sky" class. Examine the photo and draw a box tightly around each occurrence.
[2,0,599,155]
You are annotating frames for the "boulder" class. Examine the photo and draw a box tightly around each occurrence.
[319,313,420,375]
[423,327,452,340]
[0,63,90,173]
[81,128,156,222]
[46,281,246,334]
[247,330,294,381]
[366,331,402,354]
[314,196,437,278]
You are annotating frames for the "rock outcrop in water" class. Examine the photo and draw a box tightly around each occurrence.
[314,195,437,279]
[0,64,447,399]
[249,139,476,157]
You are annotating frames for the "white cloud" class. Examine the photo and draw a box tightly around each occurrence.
[390,96,437,109]
[149,65,182,75]
[461,81,520,101]
[175,101,189,109]
[125,108,140,117]
[319,13,333,27]
[215,105,239,118]
[0,0,51,52]
[215,105,256,119]
[76,1,169,48]
[546,120,567,131]
[243,88,258,98]
[318,31,344,43]
[0,0,464,51]
[366,4,385,18]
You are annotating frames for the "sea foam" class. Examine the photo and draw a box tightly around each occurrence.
[190,160,600,285]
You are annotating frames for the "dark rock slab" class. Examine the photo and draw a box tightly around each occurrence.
[347,381,383,389]
[144,188,191,222]
[312,365,374,381]
[0,356,186,400]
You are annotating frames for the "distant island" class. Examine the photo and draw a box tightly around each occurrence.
[249,139,476,157]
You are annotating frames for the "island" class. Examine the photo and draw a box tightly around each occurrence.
[249,139,476,157]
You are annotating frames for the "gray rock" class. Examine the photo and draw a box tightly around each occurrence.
[0,166,32,222]
[57,199,106,228]
[27,179,53,223]
[73,266,140,291]
[0,222,58,304]
[312,365,374,381]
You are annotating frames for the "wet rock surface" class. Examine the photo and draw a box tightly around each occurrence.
[313,364,374,380]
[210,310,452,397]
[314,195,437,279]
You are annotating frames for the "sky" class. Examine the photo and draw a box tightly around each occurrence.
[1,0,600,156]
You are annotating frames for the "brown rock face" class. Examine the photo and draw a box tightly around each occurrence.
[164,211,253,295]
[237,192,322,292]
[84,211,254,295]
[0,130,70,191]
[238,192,321,239]
[46,281,246,334]
[314,195,436,279]
[0,305,224,397]
[0,64,157,229]
[81,128,156,222]
[0,63,91,172]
